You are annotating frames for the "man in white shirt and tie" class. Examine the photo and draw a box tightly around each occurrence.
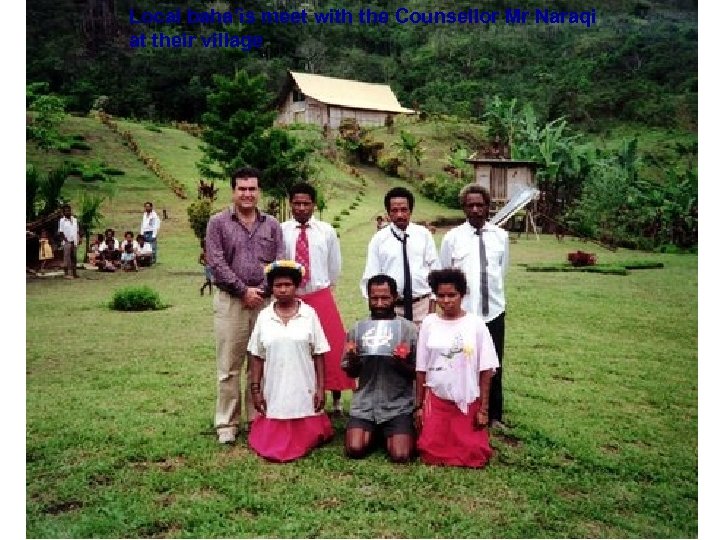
[57,204,81,279]
[439,184,509,429]
[360,187,439,325]
[282,182,355,415]
[140,201,161,264]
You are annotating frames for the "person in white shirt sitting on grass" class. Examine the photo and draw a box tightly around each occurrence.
[120,242,138,272]
[135,234,154,267]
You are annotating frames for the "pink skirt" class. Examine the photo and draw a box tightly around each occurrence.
[417,390,493,468]
[299,288,355,392]
[248,414,334,463]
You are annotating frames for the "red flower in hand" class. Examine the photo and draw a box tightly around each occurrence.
[393,342,410,360]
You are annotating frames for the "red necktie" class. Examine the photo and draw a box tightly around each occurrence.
[295,223,311,287]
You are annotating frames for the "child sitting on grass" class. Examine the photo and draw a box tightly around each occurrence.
[120,243,138,272]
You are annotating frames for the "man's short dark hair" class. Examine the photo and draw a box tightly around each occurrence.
[367,274,398,297]
[458,184,491,207]
[62,204,71,211]
[384,187,415,213]
[289,182,316,203]
[428,268,468,296]
[231,167,263,189]
[144,201,153,207]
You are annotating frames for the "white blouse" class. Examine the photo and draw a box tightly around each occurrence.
[247,300,330,419]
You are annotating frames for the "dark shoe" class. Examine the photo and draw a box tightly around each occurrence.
[490,420,510,430]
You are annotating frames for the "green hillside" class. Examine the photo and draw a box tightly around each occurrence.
[26,115,697,537]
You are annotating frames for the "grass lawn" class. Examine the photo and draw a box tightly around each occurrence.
[26,118,697,538]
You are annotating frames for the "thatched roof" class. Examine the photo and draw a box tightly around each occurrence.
[26,208,63,236]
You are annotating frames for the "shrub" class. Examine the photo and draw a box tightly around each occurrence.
[340,209,350,216]
[378,154,402,177]
[187,199,213,241]
[567,251,597,267]
[110,286,165,311]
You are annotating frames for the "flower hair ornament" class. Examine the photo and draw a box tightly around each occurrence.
[264,259,306,277]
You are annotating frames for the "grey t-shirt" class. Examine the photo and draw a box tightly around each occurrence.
[341,316,417,424]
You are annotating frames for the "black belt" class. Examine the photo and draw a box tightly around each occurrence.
[395,293,430,306]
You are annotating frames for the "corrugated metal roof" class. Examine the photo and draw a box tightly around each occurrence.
[289,71,414,114]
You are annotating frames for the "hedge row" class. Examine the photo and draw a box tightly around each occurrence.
[97,111,187,199]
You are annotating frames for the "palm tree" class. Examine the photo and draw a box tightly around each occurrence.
[393,130,424,180]
[77,193,105,262]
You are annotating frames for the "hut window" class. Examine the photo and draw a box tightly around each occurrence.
[293,90,305,102]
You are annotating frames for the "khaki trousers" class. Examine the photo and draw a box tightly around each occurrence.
[213,290,267,438]
[394,296,432,328]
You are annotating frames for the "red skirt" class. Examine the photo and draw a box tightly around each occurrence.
[248,414,333,463]
[417,390,493,468]
[299,288,355,392]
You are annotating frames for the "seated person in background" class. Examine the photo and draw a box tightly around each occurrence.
[120,243,138,272]
[101,230,120,257]
[135,234,154,267]
[88,233,104,266]
[119,230,139,252]
[341,274,418,463]
[96,247,117,272]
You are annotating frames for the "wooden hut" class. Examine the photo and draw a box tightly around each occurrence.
[464,156,539,212]
[275,71,414,129]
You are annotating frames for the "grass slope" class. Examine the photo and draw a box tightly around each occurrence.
[26,118,697,538]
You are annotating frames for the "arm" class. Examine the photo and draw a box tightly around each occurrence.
[415,371,427,432]
[425,227,441,271]
[390,321,417,379]
[313,354,326,412]
[501,231,510,278]
[340,328,363,378]
[359,233,381,299]
[327,226,341,286]
[57,222,66,243]
[475,370,493,429]
[249,355,266,416]
[205,216,248,298]
[475,320,498,428]
[425,228,440,309]
[439,232,452,269]
[153,212,161,238]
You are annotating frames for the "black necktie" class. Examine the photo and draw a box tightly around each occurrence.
[475,228,490,317]
[392,229,414,321]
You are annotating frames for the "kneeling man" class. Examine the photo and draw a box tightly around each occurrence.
[341,274,418,463]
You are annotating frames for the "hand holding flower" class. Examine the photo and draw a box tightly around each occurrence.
[393,342,410,360]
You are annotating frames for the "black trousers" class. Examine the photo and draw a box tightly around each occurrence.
[486,312,505,422]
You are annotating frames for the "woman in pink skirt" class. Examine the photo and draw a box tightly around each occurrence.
[415,268,499,468]
[247,260,333,462]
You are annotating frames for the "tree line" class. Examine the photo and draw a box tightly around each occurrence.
[28,0,697,131]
